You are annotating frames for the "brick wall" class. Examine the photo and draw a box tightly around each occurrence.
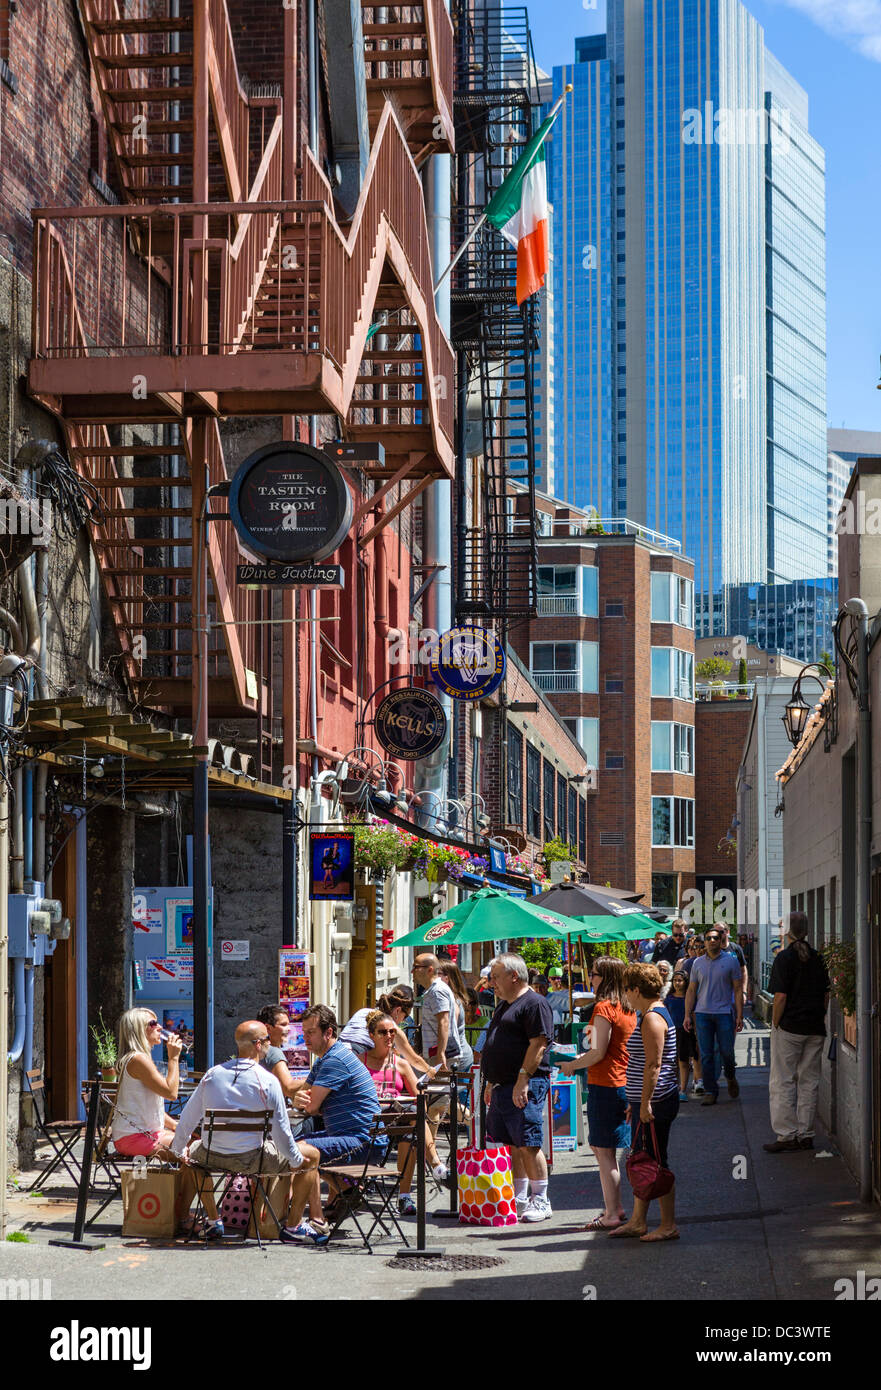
[694,699,752,878]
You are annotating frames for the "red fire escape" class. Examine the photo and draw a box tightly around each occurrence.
[28,0,454,777]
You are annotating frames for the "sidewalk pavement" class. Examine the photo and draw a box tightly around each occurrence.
[2,1017,880,1301]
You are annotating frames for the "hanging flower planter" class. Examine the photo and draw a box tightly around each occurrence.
[351,819,421,877]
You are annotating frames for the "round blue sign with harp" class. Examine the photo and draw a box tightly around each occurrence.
[429,627,506,701]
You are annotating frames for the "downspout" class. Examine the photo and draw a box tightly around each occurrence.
[6,958,26,1063]
[415,148,453,818]
[756,684,768,967]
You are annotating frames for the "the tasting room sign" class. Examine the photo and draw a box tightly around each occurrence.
[229,442,353,563]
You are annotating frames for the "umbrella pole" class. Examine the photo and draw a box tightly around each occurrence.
[567,936,573,1039]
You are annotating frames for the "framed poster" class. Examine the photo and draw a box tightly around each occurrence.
[166,897,195,955]
[550,1078,579,1152]
[309,832,355,901]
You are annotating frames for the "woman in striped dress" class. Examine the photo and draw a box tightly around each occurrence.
[609,962,681,1243]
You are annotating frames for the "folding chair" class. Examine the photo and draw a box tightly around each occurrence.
[186,1108,283,1249]
[322,1110,414,1253]
[24,1069,87,1191]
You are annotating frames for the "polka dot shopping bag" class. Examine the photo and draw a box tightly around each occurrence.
[456,1146,517,1226]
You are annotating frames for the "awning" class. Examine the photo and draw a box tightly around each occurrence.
[461,872,527,898]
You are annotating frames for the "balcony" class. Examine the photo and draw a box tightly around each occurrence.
[695,682,756,702]
[536,595,579,616]
[533,672,579,693]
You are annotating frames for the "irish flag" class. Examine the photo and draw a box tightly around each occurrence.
[484,112,556,306]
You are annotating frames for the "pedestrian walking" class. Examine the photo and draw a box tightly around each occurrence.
[482,953,555,1222]
[651,919,688,969]
[611,963,680,1243]
[683,925,744,1105]
[764,912,830,1153]
[559,956,636,1230]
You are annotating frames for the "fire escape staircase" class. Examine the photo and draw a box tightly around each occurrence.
[28,0,454,751]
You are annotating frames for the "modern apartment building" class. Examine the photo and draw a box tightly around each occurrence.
[827,429,881,577]
[508,490,696,906]
[542,0,827,637]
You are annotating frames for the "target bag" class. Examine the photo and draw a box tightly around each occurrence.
[121,1168,182,1238]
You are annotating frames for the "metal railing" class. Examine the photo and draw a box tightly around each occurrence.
[510,516,682,552]
[695,682,756,702]
[536,595,580,616]
[532,671,579,693]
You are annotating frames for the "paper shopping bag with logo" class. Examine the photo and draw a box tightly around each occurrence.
[121,1168,181,1238]
[456,1147,517,1226]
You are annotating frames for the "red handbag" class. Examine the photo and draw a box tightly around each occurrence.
[626,1120,674,1200]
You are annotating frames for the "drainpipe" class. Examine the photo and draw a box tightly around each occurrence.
[415,151,453,816]
[843,597,873,1204]
[6,958,26,1064]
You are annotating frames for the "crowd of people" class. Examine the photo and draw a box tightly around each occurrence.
[105,910,828,1245]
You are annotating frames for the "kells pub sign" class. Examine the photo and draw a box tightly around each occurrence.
[374,687,447,761]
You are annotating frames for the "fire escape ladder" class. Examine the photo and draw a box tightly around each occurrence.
[451,1,539,621]
[361,0,455,158]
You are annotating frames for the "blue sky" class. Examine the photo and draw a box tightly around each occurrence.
[531,0,881,433]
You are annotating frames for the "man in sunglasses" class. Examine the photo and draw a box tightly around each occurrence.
[651,918,689,970]
[683,926,743,1106]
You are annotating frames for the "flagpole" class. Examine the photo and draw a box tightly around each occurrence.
[432,85,572,296]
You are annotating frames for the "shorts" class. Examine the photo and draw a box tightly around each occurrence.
[676,1024,699,1063]
[187,1139,297,1175]
[586,1084,629,1150]
[487,1077,550,1149]
[310,1134,387,1166]
[114,1130,161,1157]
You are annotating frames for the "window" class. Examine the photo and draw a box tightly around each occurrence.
[569,787,578,848]
[651,648,694,701]
[605,600,624,616]
[543,762,555,840]
[650,722,694,773]
[526,744,541,839]
[561,716,599,767]
[536,565,597,617]
[530,641,598,693]
[650,572,694,628]
[652,874,679,908]
[606,676,624,693]
[605,752,624,770]
[578,798,587,863]
[651,797,695,848]
[557,778,567,843]
[506,726,523,827]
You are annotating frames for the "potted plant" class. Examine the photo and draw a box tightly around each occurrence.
[821,940,856,1043]
[696,656,732,698]
[352,819,419,879]
[90,1010,118,1081]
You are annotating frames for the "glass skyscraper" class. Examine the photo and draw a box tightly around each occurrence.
[543,0,827,638]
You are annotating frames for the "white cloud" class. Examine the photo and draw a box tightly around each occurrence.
[771,0,881,61]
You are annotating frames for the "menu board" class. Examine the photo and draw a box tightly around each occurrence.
[279,949,310,1067]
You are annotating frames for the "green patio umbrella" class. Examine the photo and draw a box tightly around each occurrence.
[392,887,586,949]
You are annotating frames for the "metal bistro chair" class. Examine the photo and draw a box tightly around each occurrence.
[321,1109,416,1253]
[187,1108,281,1248]
[24,1069,87,1191]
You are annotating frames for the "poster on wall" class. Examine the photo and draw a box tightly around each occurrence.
[309,832,355,900]
[283,1022,310,1070]
[165,897,195,955]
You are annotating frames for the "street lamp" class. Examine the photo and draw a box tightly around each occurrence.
[781,663,831,747]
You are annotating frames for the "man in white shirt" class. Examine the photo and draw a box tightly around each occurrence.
[171,1020,324,1242]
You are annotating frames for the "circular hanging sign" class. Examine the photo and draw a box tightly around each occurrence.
[429,626,506,701]
[229,441,353,563]
[374,686,447,761]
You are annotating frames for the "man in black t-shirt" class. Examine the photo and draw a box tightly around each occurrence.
[482,953,555,1223]
[651,919,689,970]
[764,912,830,1153]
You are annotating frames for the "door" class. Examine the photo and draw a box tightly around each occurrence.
[348,884,376,1014]
[45,830,79,1120]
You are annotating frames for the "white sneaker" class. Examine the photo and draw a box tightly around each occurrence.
[515,1197,530,1219]
[521,1196,553,1222]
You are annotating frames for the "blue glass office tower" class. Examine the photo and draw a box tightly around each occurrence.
[543,0,827,640]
